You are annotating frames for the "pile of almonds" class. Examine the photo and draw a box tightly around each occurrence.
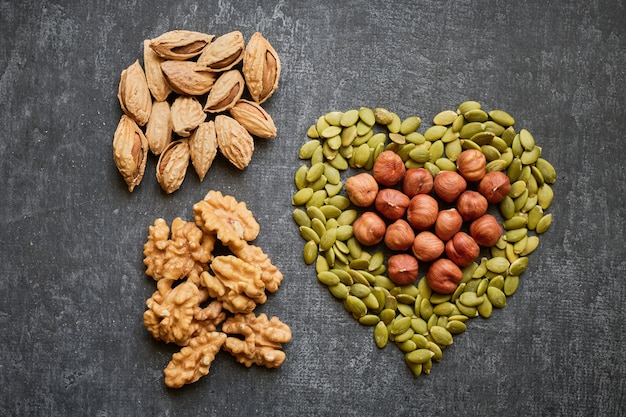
[113,30,280,193]
[292,102,556,377]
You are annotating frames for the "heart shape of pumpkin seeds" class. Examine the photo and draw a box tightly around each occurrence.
[291,101,556,377]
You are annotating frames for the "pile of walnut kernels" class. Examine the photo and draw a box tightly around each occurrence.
[143,190,291,388]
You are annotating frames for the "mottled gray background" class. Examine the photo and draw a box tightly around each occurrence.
[1,0,624,416]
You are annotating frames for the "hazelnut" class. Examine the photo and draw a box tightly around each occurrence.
[445,232,480,267]
[456,149,487,182]
[434,208,463,241]
[353,211,386,246]
[387,253,419,286]
[375,188,410,220]
[433,171,467,203]
[402,168,433,198]
[456,190,488,221]
[426,258,463,294]
[469,214,503,247]
[372,150,406,186]
[406,194,439,231]
[384,219,415,251]
[345,173,379,207]
[412,231,444,262]
[477,171,511,204]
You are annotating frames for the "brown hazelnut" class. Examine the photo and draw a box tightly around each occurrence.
[456,190,488,221]
[433,171,467,203]
[411,231,444,262]
[353,211,386,246]
[372,150,406,186]
[469,214,503,247]
[426,258,463,294]
[387,253,419,286]
[477,171,511,204]
[456,149,487,182]
[434,208,463,241]
[375,188,410,220]
[384,219,415,251]
[345,173,379,207]
[406,194,439,231]
[445,232,480,267]
[402,168,433,198]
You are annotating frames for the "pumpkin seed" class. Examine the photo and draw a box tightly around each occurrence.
[406,349,435,364]
[328,282,349,299]
[535,213,552,234]
[488,109,515,126]
[303,240,318,265]
[373,321,389,348]
[429,325,453,346]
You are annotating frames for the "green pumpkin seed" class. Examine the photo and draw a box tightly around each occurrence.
[457,100,481,115]
[388,113,402,133]
[535,213,552,234]
[299,140,321,159]
[328,152,349,170]
[307,124,319,138]
[433,110,458,126]
[293,208,311,228]
[328,282,349,299]
[445,139,463,161]
[429,325,453,346]
[411,318,429,335]
[537,184,554,209]
[317,270,340,286]
[345,295,368,317]
[446,320,467,334]
[306,189,328,208]
[350,282,371,298]
[303,240,318,265]
[319,227,337,251]
[310,217,325,238]
[484,121,506,136]
[509,256,529,276]
[536,158,557,184]
[409,147,431,163]
[400,116,421,134]
[486,257,510,274]
[294,165,309,190]
[487,287,507,308]
[459,122,486,139]
[426,341,443,362]
[464,108,489,122]
[504,216,528,230]
[299,226,320,244]
[424,125,447,141]
[519,128,535,151]
[459,292,485,307]
[406,349,435,364]
[488,109,515,126]
[486,159,509,172]
[455,299,478,317]
[432,302,455,316]
[397,339,418,353]
[505,228,528,243]
[477,297,493,318]
[452,114,466,132]
[503,275,520,296]
[521,146,541,165]
[520,236,540,256]
[373,321,389,348]
[390,316,412,335]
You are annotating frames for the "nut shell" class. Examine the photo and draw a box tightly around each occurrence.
[353,211,386,246]
[372,150,406,186]
[445,232,480,267]
[426,258,463,294]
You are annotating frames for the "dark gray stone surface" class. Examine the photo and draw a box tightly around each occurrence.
[1,0,625,415]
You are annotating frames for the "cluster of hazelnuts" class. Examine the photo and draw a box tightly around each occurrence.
[346,149,512,294]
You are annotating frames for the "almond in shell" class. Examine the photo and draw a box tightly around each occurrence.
[145,100,172,155]
[117,60,152,126]
[189,121,218,181]
[156,139,190,194]
[143,39,172,102]
[160,60,217,96]
[171,95,206,137]
[149,30,214,60]
[215,115,254,170]
[196,30,245,72]
[229,99,277,139]
[113,115,149,192]
[204,69,245,113]
[242,32,281,104]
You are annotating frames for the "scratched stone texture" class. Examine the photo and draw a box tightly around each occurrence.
[0,0,625,416]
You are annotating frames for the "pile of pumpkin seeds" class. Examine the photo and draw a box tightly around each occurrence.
[291,101,556,377]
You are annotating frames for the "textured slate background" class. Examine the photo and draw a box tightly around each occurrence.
[1,0,625,416]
